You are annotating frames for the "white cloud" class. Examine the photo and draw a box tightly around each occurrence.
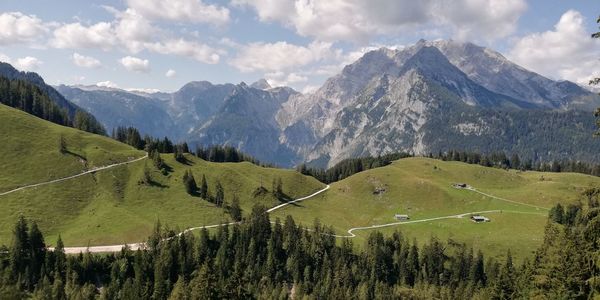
[15,56,42,71]
[49,8,223,64]
[0,12,47,45]
[112,8,158,53]
[119,56,151,73]
[301,85,319,94]
[126,0,230,26]
[96,81,119,88]
[165,69,177,77]
[146,39,221,64]
[72,53,101,68]
[125,87,161,93]
[0,53,11,63]
[265,71,308,87]
[230,41,337,72]
[438,0,526,42]
[234,0,526,43]
[51,22,116,50]
[508,10,600,86]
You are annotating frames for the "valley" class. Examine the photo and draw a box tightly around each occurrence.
[2,102,597,263]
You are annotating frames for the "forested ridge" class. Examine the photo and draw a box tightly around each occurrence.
[0,188,598,299]
[0,75,105,135]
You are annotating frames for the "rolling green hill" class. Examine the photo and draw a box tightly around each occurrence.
[2,102,598,262]
[270,157,600,260]
[0,104,325,246]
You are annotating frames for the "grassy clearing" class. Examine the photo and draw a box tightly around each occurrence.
[0,104,324,246]
[270,157,599,259]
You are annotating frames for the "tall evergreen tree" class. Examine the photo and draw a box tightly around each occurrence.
[214,181,224,207]
[229,195,242,222]
[200,175,208,199]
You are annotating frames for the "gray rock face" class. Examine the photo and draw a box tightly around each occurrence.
[57,39,600,168]
[277,39,600,167]
[56,85,176,138]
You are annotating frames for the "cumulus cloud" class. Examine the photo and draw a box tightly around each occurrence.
[165,69,177,77]
[265,71,308,87]
[509,10,600,86]
[233,0,526,43]
[119,56,150,73]
[0,53,11,63]
[72,53,101,68]
[126,0,230,26]
[51,22,116,50]
[0,12,47,45]
[96,81,119,88]
[146,39,221,64]
[50,9,222,64]
[15,56,42,71]
[230,41,337,72]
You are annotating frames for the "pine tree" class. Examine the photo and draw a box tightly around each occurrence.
[469,250,486,286]
[182,170,197,195]
[200,175,208,199]
[168,276,189,300]
[29,221,45,286]
[549,203,565,224]
[54,235,66,280]
[229,195,242,222]
[215,181,224,207]
[139,164,152,185]
[493,250,516,300]
[58,135,67,154]
[190,263,218,299]
[10,215,30,282]
[174,146,186,163]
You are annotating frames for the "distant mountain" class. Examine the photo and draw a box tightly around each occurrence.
[56,85,176,138]
[277,40,600,167]
[0,62,106,134]
[56,40,600,167]
[57,81,301,165]
[0,62,81,116]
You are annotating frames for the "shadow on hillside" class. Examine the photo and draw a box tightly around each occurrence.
[176,157,194,166]
[64,150,88,163]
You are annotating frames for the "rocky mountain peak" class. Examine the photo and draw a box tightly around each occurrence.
[250,78,272,90]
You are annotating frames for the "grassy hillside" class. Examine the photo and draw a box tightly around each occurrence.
[0,104,325,246]
[270,157,600,260]
[0,104,142,191]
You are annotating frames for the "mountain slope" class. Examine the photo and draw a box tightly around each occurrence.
[278,40,600,167]
[190,83,300,165]
[56,39,600,167]
[0,62,106,134]
[428,39,598,110]
[271,157,600,259]
[56,85,176,137]
[0,103,324,246]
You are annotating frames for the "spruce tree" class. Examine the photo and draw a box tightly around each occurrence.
[58,135,67,154]
[229,195,242,222]
[182,170,197,195]
[200,175,208,199]
[215,181,224,207]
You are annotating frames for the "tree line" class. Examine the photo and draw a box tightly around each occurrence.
[111,126,273,168]
[432,150,600,177]
[0,76,105,135]
[296,152,413,183]
[1,188,599,299]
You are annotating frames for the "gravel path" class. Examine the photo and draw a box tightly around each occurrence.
[59,185,330,254]
[0,154,148,197]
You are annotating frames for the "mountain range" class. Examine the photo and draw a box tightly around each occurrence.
[50,39,600,167]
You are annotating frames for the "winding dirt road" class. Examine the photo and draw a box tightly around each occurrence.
[59,185,331,253]
[49,181,543,253]
[0,154,148,197]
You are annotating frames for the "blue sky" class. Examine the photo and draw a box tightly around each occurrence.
[0,0,598,93]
